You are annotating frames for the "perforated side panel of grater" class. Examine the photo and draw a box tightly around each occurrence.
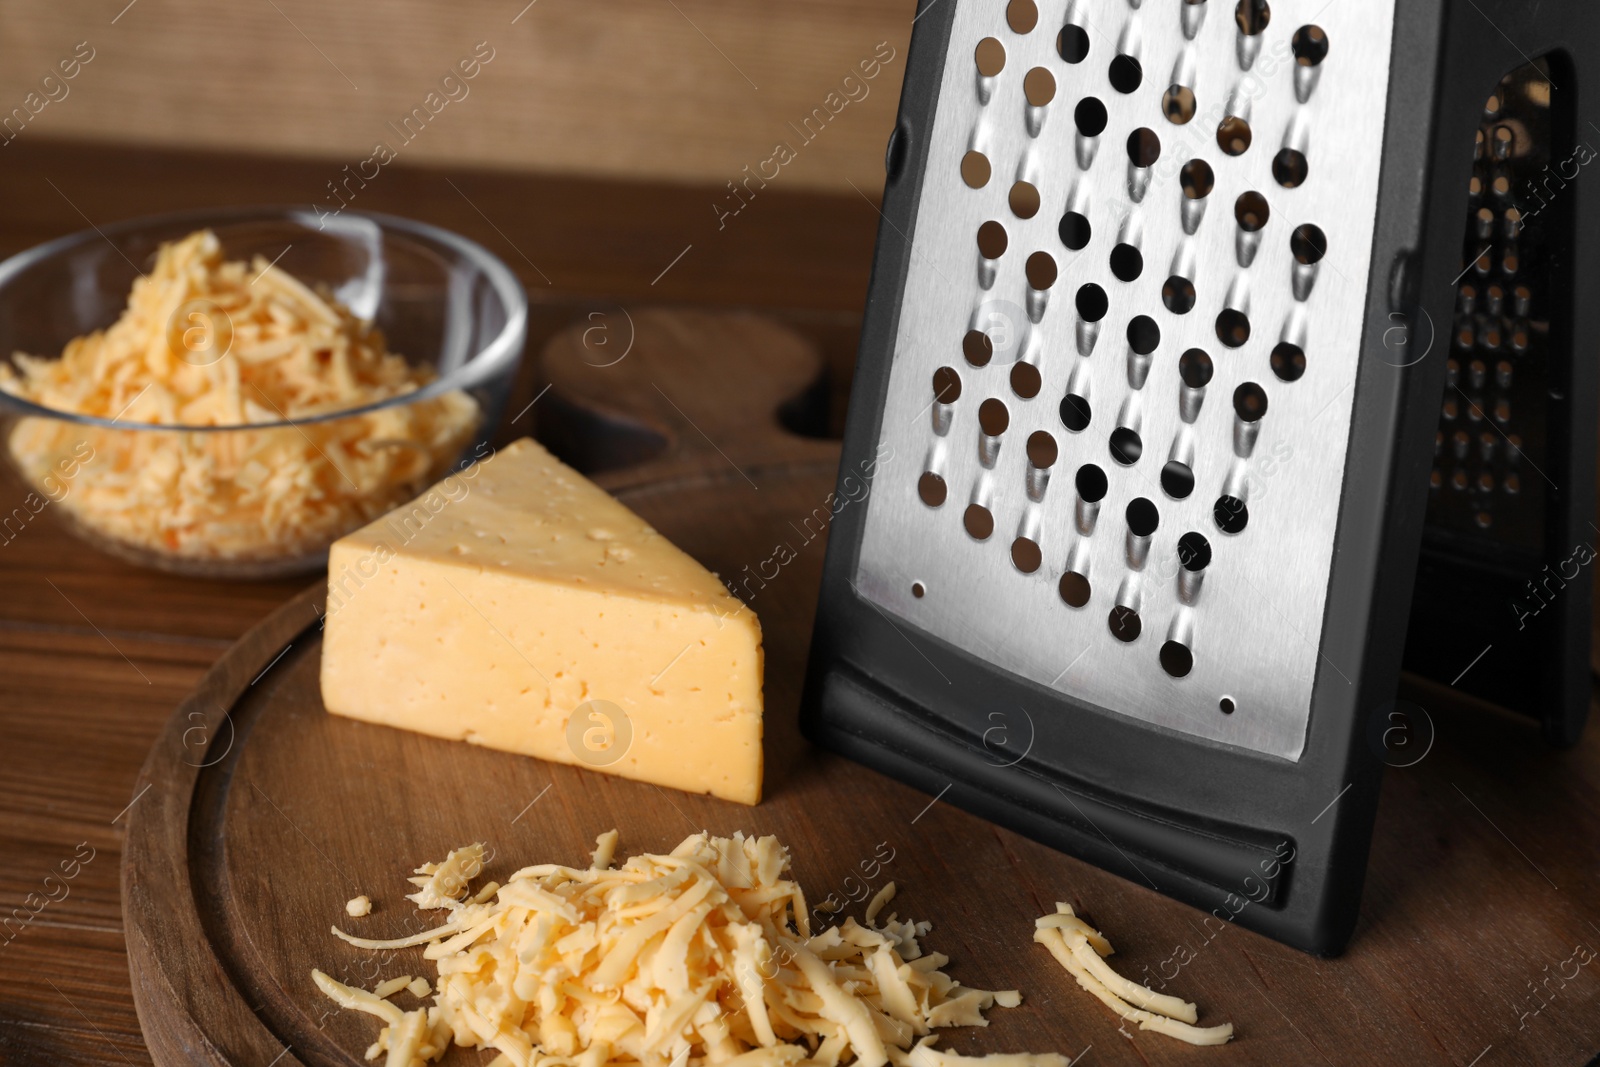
[853,0,1397,760]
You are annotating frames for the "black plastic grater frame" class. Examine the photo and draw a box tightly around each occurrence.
[801,0,1596,955]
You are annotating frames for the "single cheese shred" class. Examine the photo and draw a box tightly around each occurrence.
[314,831,1070,1067]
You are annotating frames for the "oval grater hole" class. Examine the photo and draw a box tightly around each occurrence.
[1291,223,1328,264]
[932,365,963,403]
[964,503,995,540]
[1235,191,1271,232]
[1007,0,1039,34]
[1075,462,1109,501]
[1214,495,1249,534]
[1027,251,1059,290]
[1292,24,1329,66]
[961,150,992,189]
[1215,309,1251,348]
[1272,148,1308,188]
[963,329,995,367]
[1061,394,1093,432]
[1058,24,1090,64]
[1060,211,1093,250]
[1127,127,1162,168]
[1178,531,1212,570]
[1161,461,1195,499]
[975,37,1007,77]
[1162,85,1197,125]
[1027,430,1058,467]
[1075,283,1109,321]
[1234,382,1268,421]
[1217,116,1253,156]
[977,220,1009,259]
[1009,182,1041,220]
[1180,159,1215,199]
[1234,0,1270,35]
[1126,497,1160,536]
[979,397,1011,436]
[1110,244,1144,282]
[1060,571,1092,608]
[1179,347,1214,387]
[912,581,926,598]
[1128,315,1161,355]
[1219,696,1236,714]
[918,472,948,508]
[1108,605,1142,642]
[1108,54,1143,94]
[1163,276,1197,314]
[1023,67,1056,107]
[1011,537,1043,573]
[1011,362,1042,399]
[1160,641,1194,678]
[1270,342,1306,382]
[1075,97,1109,138]
[1110,427,1143,465]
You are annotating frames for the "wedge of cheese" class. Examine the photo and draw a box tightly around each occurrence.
[320,437,763,803]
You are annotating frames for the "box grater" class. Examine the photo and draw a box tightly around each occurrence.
[801,0,1597,953]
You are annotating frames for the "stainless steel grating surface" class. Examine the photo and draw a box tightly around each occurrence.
[855,0,1398,759]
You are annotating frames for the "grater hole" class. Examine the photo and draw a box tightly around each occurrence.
[975,37,1007,77]
[1075,283,1109,321]
[1110,244,1144,282]
[1235,191,1271,232]
[1006,0,1039,34]
[1233,382,1268,421]
[912,581,926,598]
[1162,85,1197,125]
[1217,116,1253,156]
[1126,497,1159,537]
[1180,159,1215,199]
[1075,97,1109,138]
[932,365,962,403]
[1061,394,1093,432]
[1126,127,1162,168]
[964,504,995,540]
[1108,55,1143,94]
[961,150,992,189]
[1127,315,1161,355]
[1058,24,1090,64]
[1178,531,1212,570]
[1214,495,1249,534]
[1075,462,1108,502]
[1011,362,1042,399]
[1234,0,1270,35]
[1219,697,1236,714]
[1291,224,1327,264]
[1163,276,1197,314]
[1027,430,1058,467]
[1215,309,1251,348]
[979,398,1011,436]
[1108,605,1142,642]
[1060,571,1092,608]
[1270,342,1306,382]
[1272,148,1308,188]
[1009,182,1041,220]
[1291,25,1328,66]
[977,220,1009,258]
[1023,67,1056,107]
[963,329,995,367]
[1161,461,1195,498]
[1109,427,1143,465]
[1011,537,1043,573]
[1160,641,1194,678]
[1179,347,1214,387]
[918,472,948,508]
[1026,251,1059,289]
[1060,211,1093,250]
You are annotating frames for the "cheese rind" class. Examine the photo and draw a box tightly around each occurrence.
[320,437,763,803]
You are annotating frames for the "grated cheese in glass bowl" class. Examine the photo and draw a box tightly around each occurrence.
[0,209,526,578]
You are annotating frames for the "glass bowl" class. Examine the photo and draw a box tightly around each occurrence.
[0,207,527,579]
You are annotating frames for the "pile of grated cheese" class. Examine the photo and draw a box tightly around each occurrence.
[313,832,1068,1067]
[0,229,478,562]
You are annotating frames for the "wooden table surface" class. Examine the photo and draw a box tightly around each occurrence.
[2,139,1599,1066]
